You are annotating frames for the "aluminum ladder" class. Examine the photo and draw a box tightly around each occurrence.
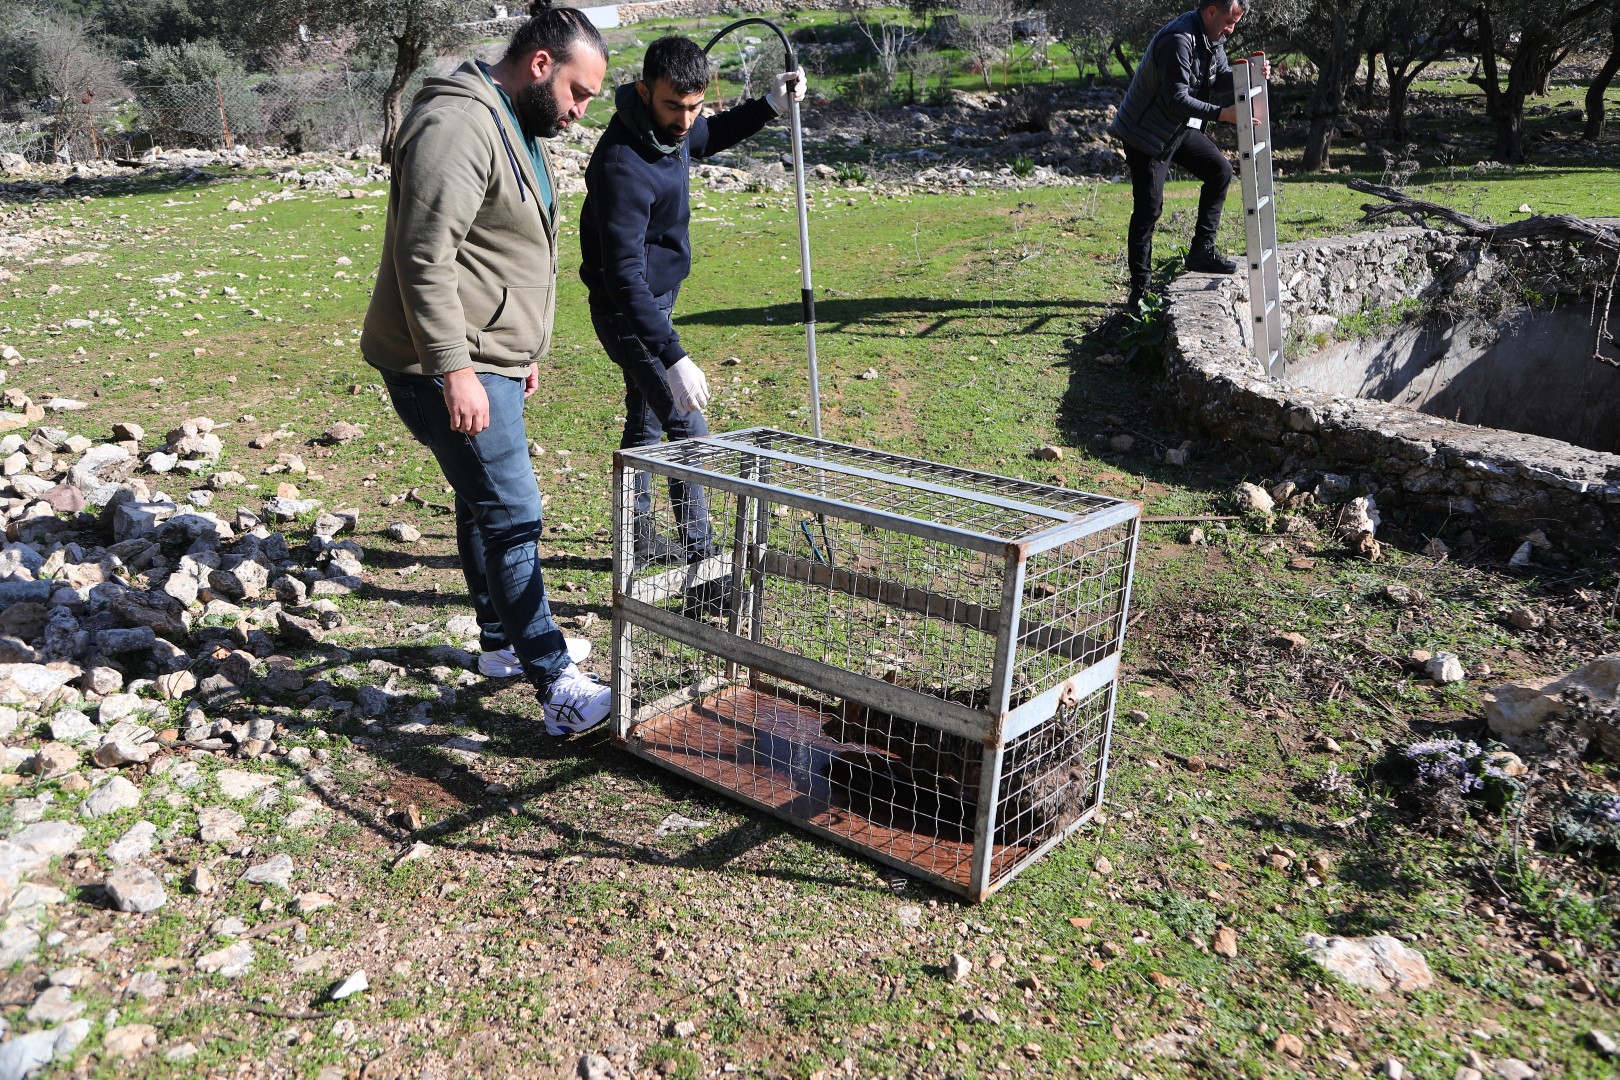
[1234,52,1282,379]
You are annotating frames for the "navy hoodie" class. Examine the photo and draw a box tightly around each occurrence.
[580,84,776,366]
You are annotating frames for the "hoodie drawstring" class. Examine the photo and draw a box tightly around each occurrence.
[489,107,527,203]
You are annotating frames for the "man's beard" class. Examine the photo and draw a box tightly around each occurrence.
[516,73,567,138]
[655,115,690,145]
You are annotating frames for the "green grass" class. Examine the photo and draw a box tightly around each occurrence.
[3,136,1619,1077]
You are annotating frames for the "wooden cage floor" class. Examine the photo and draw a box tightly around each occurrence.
[627,683,1048,890]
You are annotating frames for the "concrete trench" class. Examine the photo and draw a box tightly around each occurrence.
[1161,226,1620,550]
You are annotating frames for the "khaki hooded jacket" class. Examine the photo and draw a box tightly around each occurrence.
[362,60,559,378]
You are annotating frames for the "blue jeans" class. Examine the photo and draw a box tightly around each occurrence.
[380,368,569,691]
[590,292,715,557]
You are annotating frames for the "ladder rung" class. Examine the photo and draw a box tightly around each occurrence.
[1254,300,1277,323]
[1248,247,1273,270]
[1256,195,1270,211]
[1269,350,1280,364]
[1252,140,1267,155]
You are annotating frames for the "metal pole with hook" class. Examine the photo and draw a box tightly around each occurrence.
[702,18,822,440]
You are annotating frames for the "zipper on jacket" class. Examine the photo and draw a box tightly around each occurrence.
[489,107,528,204]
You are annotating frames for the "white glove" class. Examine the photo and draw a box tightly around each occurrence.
[667,355,711,414]
[766,69,809,116]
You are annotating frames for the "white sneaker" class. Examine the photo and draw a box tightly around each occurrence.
[541,663,612,736]
[478,638,591,678]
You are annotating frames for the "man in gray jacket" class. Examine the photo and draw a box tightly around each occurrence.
[1109,0,1267,308]
[361,3,612,736]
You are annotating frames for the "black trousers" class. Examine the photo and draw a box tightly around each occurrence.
[1124,128,1233,291]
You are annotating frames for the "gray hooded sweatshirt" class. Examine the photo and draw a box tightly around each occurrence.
[362,60,559,378]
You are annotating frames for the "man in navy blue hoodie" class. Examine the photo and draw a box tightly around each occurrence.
[580,36,806,568]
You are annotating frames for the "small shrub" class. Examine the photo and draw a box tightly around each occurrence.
[1118,291,1168,361]
[1010,153,1035,178]
[1550,791,1620,864]
[834,161,869,185]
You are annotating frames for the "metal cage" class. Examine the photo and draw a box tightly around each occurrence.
[611,429,1139,901]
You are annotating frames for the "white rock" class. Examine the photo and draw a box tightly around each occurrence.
[1485,655,1620,759]
[80,776,141,818]
[1302,933,1433,992]
[1233,482,1274,514]
[105,821,158,865]
[1425,653,1465,684]
[195,940,254,977]
[215,770,278,799]
[329,969,368,1001]
[104,864,167,913]
[240,854,294,889]
[10,820,87,858]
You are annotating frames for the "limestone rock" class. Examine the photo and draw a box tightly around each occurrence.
[30,741,80,779]
[105,821,158,864]
[1484,655,1620,760]
[196,940,254,977]
[103,1023,159,1058]
[240,853,294,888]
[80,775,141,818]
[1425,653,1466,684]
[1233,482,1274,514]
[1302,933,1433,992]
[104,864,168,913]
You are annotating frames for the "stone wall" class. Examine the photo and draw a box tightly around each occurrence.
[1161,227,1620,550]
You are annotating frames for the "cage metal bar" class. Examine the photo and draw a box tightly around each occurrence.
[1088,522,1140,812]
[611,460,637,741]
[616,735,981,898]
[1015,500,1143,556]
[681,428,1123,518]
[616,455,1009,555]
[969,739,1008,901]
[666,436,1082,526]
[1001,652,1120,743]
[617,594,991,742]
[978,802,1102,900]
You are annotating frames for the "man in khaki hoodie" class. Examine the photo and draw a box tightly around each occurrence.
[361,2,611,735]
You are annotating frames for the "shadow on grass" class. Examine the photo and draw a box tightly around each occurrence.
[678,294,1112,338]
[205,639,896,897]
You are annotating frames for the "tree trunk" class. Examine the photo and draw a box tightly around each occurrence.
[1384,51,1439,143]
[1363,46,1379,106]
[1302,11,1354,171]
[1387,70,1411,142]
[379,24,424,165]
[1583,14,1620,139]
[1112,36,1134,81]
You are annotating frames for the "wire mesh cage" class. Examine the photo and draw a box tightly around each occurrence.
[611,429,1139,901]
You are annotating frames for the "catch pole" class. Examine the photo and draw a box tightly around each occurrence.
[703,19,821,437]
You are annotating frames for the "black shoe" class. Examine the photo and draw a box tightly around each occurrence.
[633,532,685,568]
[1125,287,1146,311]
[1185,245,1237,275]
[681,574,734,620]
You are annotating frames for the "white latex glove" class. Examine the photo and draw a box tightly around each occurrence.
[667,355,711,414]
[767,68,809,116]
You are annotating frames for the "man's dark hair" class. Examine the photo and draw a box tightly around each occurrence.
[505,0,607,65]
[1201,0,1246,12]
[641,36,709,95]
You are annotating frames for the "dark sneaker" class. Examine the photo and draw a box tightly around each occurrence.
[1125,287,1146,311]
[1185,246,1237,274]
[633,532,685,568]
